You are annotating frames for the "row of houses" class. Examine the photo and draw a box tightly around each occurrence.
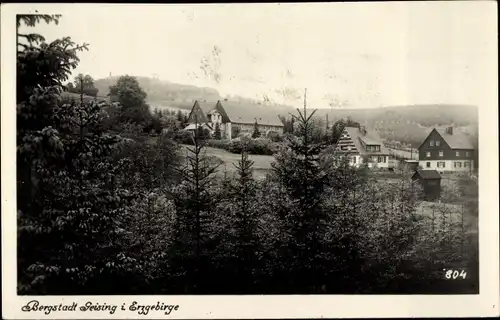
[333,125,475,173]
[183,100,476,174]
[333,125,476,201]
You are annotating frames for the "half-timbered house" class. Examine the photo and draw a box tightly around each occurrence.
[334,126,392,168]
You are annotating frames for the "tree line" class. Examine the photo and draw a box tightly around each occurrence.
[279,114,361,145]
[16,15,477,295]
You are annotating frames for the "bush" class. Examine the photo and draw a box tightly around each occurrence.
[266,131,282,142]
[170,128,211,145]
[204,137,281,156]
[205,139,231,151]
[170,130,194,145]
[227,137,281,155]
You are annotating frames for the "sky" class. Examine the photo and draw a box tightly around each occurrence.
[19,2,497,109]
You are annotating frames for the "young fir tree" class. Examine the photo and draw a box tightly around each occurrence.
[230,143,259,291]
[170,116,220,293]
[214,122,222,140]
[252,119,261,138]
[176,110,187,129]
[271,89,329,291]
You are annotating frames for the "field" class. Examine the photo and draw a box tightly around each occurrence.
[180,144,275,179]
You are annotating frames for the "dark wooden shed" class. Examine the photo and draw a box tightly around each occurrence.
[411,169,442,201]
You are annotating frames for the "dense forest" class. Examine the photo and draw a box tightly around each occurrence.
[17,14,478,295]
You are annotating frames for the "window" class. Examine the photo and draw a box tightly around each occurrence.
[436,140,441,146]
[426,152,431,157]
[464,161,470,167]
[456,151,460,157]
[378,156,386,163]
[430,140,434,146]
[366,145,380,152]
[439,150,444,157]
[437,162,446,168]
[454,161,462,168]
[466,151,470,157]
[426,162,431,168]
[352,157,357,164]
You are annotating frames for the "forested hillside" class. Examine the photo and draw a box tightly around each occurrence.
[314,104,478,146]
[94,76,222,103]
[93,75,478,147]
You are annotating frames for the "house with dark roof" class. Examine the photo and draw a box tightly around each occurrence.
[417,127,475,173]
[185,100,284,140]
[334,126,392,168]
[412,169,442,201]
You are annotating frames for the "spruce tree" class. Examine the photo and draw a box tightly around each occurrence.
[252,119,261,138]
[214,122,222,140]
[17,15,139,294]
[271,89,329,291]
[230,144,259,290]
[171,115,220,293]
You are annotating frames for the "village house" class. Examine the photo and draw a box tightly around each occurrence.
[417,127,475,173]
[184,100,284,140]
[334,126,392,168]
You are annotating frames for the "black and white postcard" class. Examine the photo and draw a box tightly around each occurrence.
[1,2,499,319]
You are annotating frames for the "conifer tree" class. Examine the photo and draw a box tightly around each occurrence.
[214,122,222,140]
[17,15,139,294]
[271,89,329,290]
[171,115,220,292]
[230,143,259,289]
[252,119,261,138]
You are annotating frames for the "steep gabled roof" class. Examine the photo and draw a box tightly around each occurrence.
[418,128,475,150]
[435,128,475,149]
[359,135,381,146]
[186,100,284,126]
[187,100,209,123]
[214,100,231,123]
[218,101,284,126]
[412,169,442,180]
[343,126,390,155]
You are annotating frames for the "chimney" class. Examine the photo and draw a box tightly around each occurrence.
[446,127,453,135]
[359,126,366,135]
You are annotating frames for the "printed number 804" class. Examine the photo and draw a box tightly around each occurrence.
[443,269,467,280]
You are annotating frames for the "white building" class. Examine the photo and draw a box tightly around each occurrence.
[184,100,284,140]
[334,126,392,169]
[417,127,475,173]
